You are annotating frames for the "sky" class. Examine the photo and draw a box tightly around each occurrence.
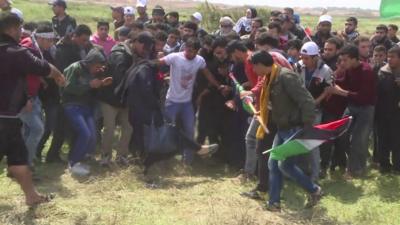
[205,0,381,10]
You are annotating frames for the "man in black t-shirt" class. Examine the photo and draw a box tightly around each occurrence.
[49,0,76,39]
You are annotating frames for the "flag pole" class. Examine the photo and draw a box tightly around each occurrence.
[228,72,269,134]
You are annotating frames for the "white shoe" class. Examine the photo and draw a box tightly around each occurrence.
[197,144,219,157]
[70,163,90,176]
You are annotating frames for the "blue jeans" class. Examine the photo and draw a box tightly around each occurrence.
[64,104,96,166]
[244,116,259,174]
[268,128,319,205]
[345,105,374,173]
[19,96,44,166]
[164,100,195,164]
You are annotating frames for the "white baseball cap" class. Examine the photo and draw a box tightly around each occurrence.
[301,42,319,56]
[192,12,202,22]
[318,15,332,24]
[124,6,135,15]
[136,0,147,8]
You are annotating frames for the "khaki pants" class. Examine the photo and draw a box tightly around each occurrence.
[100,102,132,157]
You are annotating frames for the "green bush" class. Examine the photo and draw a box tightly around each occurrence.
[197,1,270,32]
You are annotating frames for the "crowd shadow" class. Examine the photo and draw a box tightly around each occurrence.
[375,174,400,202]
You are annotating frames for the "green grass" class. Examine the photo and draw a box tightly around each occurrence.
[2,1,400,224]
[13,0,400,35]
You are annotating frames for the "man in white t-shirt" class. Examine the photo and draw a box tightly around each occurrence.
[158,37,227,165]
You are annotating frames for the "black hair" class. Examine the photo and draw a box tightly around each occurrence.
[354,36,370,46]
[250,50,274,67]
[155,23,170,32]
[131,21,144,30]
[267,22,282,33]
[388,46,400,58]
[283,7,294,15]
[168,28,181,37]
[185,37,201,50]
[226,40,247,55]
[249,7,257,18]
[373,45,387,53]
[35,21,53,33]
[338,44,359,60]
[97,21,110,29]
[132,31,155,48]
[74,24,92,36]
[287,39,303,51]
[167,11,179,20]
[212,36,228,50]
[155,30,168,42]
[326,37,344,50]
[346,17,358,26]
[270,10,282,17]
[23,22,38,33]
[255,32,279,48]
[183,21,198,32]
[376,24,388,33]
[388,24,398,31]
[200,34,214,47]
[252,17,263,27]
[0,12,23,33]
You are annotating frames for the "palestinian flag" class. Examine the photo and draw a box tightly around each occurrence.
[263,117,352,161]
[380,0,400,18]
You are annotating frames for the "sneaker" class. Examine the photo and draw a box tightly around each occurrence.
[265,202,281,212]
[116,155,130,166]
[197,144,219,157]
[69,163,90,176]
[100,154,111,167]
[306,186,323,208]
[319,168,327,179]
[235,172,256,183]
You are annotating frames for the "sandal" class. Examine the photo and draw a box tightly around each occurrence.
[27,193,55,207]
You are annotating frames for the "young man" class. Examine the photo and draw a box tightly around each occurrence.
[375,46,400,173]
[110,6,124,30]
[371,45,387,72]
[179,21,198,52]
[0,12,65,206]
[322,37,343,71]
[163,28,181,55]
[158,37,226,165]
[62,48,112,176]
[49,0,76,39]
[146,5,165,25]
[90,21,116,56]
[249,50,322,211]
[308,15,335,50]
[371,25,395,56]
[340,17,359,43]
[325,45,377,179]
[135,0,149,24]
[354,36,371,63]
[19,22,57,167]
[294,41,333,181]
[122,6,135,28]
[388,24,400,44]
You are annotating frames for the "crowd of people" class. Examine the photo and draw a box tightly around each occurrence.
[1,0,400,211]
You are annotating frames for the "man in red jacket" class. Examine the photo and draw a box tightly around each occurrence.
[326,44,377,179]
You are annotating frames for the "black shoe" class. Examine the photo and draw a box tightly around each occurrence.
[240,189,264,200]
[46,156,64,163]
[320,168,327,179]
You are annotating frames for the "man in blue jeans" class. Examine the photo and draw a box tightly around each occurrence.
[158,37,227,165]
[250,50,322,211]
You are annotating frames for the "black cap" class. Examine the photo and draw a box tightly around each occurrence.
[48,0,67,9]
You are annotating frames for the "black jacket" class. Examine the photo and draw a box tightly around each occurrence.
[0,34,50,117]
[97,41,133,107]
[124,60,163,125]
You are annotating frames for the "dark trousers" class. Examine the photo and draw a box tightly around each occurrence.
[196,104,222,145]
[37,104,59,159]
[255,123,277,192]
[377,116,400,171]
[320,111,347,170]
